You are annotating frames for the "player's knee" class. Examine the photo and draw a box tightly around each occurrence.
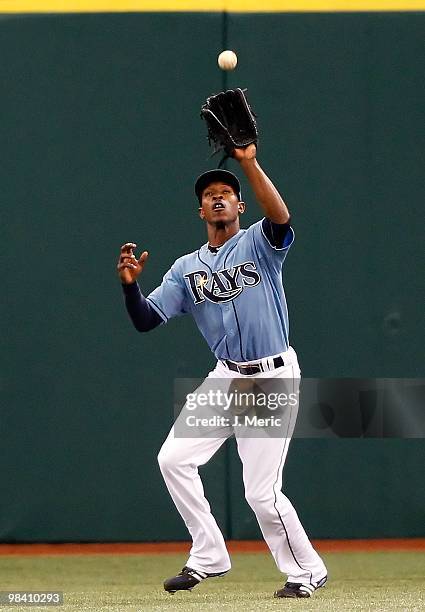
[157,446,172,473]
[246,489,294,523]
[245,490,265,508]
[245,490,275,515]
[157,443,182,474]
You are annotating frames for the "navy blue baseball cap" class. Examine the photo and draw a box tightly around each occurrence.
[195,169,241,203]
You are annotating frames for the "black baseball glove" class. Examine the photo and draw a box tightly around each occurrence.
[200,88,258,161]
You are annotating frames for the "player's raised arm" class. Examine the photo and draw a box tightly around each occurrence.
[117,243,163,332]
[201,88,289,225]
[233,145,290,224]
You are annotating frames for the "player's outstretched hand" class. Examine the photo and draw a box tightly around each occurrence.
[117,243,149,285]
[233,143,257,162]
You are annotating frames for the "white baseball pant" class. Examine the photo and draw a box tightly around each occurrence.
[157,347,327,584]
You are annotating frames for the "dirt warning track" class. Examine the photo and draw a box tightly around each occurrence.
[0,539,423,556]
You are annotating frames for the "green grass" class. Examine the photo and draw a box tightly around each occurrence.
[0,552,424,611]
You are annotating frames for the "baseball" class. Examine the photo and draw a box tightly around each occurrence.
[218,50,237,71]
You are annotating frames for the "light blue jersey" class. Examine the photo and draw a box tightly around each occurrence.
[147,220,294,362]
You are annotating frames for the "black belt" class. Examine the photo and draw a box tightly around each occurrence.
[224,355,285,376]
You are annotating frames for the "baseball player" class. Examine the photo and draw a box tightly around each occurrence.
[117,144,327,598]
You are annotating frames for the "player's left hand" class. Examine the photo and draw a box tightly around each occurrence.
[233,143,257,162]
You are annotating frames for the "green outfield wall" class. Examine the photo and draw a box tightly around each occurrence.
[1,12,424,542]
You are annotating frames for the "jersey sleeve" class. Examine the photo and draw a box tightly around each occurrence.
[122,282,163,331]
[247,218,295,266]
[146,261,189,322]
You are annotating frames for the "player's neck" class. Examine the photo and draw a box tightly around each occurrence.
[206,221,240,247]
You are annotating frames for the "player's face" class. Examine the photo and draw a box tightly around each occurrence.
[198,182,245,224]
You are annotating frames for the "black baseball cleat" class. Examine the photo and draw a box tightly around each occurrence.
[274,575,328,598]
[164,566,228,594]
